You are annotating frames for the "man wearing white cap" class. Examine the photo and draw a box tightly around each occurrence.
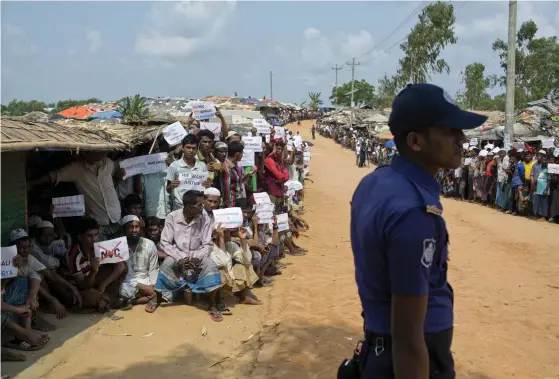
[203,187,221,225]
[29,221,62,270]
[119,215,159,311]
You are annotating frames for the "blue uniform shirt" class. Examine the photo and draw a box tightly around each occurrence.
[351,155,453,334]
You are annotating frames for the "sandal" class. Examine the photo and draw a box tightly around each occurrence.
[216,303,233,315]
[3,335,50,352]
[144,298,160,314]
[209,310,223,322]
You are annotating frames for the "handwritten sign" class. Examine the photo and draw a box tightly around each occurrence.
[1,245,18,279]
[242,136,263,152]
[120,153,167,179]
[179,171,209,189]
[512,142,524,150]
[253,119,271,135]
[253,192,272,205]
[287,140,294,152]
[200,122,221,140]
[255,203,275,224]
[548,164,559,175]
[469,138,478,146]
[276,213,289,232]
[52,195,85,218]
[274,127,285,139]
[541,138,555,149]
[163,121,187,147]
[213,208,243,229]
[94,237,129,264]
[192,101,216,120]
[237,148,255,167]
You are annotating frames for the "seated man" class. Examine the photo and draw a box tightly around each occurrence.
[9,229,81,329]
[30,221,65,270]
[66,217,127,312]
[151,190,223,322]
[119,215,159,311]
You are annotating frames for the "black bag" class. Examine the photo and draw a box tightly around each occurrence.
[337,341,362,379]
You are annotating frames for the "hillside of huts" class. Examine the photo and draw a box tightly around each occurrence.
[0,95,319,243]
[320,96,559,145]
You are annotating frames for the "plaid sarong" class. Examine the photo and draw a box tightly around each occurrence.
[155,256,222,296]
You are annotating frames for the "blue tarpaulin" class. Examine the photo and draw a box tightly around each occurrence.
[384,140,395,149]
[90,110,122,119]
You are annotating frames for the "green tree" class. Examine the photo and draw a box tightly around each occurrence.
[308,92,323,110]
[376,75,399,108]
[118,95,150,124]
[491,20,559,105]
[395,1,457,85]
[53,98,102,113]
[329,79,376,107]
[1,99,49,116]
[456,62,491,109]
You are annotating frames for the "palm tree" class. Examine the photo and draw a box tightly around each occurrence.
[119,94,150,124]
[308,92,323,110]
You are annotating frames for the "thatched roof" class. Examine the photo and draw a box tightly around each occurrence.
[1,117,127,152]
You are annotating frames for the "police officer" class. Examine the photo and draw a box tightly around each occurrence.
[350,84,488,379]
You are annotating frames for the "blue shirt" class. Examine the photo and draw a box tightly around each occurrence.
[351,155,453,334]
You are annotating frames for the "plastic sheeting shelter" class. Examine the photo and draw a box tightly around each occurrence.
[90,110,122,119]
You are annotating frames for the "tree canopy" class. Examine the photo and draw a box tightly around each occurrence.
[0,98,103,116]
[329,80,376,107]
[308,92,323,110]
[118,95,150,124]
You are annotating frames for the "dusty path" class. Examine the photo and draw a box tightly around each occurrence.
[8,120,559,379]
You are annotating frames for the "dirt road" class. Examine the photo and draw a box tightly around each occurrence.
[9,120,558,379]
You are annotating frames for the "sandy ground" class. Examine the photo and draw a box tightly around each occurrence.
[5,120,559,379]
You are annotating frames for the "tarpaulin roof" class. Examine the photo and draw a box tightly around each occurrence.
[57,106,95,120]
[90,110,122,119]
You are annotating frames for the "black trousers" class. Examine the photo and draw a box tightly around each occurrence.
[359,328,455,379]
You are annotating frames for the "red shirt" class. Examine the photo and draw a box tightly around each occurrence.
[263,154,289,197]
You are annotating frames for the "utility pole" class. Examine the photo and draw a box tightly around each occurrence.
[504,0,517,149]
[332,64,342,88]
[346,58,360,129]
[269,71,273,101]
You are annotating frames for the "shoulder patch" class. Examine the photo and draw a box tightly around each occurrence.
[421,238,436,268]
[425,205,442,216]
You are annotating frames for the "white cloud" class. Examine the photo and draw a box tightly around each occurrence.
[2,23,37,55]
[135,0,237,57]
[86,30,103,53]
[303,27,321,40]
[456,2,558,40]
[300,28,334,68]
[341,30,374,58]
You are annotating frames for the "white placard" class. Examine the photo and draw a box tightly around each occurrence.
[541,138,555,149]
[242,136,263,152]
[548,164,559,175]
[200,122,221,140]
[253,119,271,135]
[512,142,524,150]
[237,148,255,167]
[462,143,469,149]
[120,153,167,179]
[553,148,559,158]
[52,195,85,218]
[212,208,243,229]
[191,101,216,120]
[469,138,478,146]
[285,180,304,192]
[265,135,271,143]
[303,151,311,163]
[256,126,271,135]
[464,158,473,166]
[256,203,275,224]
[274,127,285,139]
[163,121,187,147]
[253,192,272,205]
[287,140,294,152]
[179,171,209,188]
[276,213,289,232]
[1,245,18,279]
[94,237,129,264]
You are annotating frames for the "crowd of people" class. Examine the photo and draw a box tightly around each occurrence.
[1,113,312,361]
[439,144,559,222]
[314,117,559,223]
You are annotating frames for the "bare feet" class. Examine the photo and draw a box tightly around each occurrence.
[1,347,26,361]
[240,296,262,305]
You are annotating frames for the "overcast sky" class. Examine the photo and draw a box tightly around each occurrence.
[2,1,558,105]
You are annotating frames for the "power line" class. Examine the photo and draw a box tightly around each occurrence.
[332,64,343,87]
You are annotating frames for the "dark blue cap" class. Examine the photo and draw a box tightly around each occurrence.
[388,83,488,138]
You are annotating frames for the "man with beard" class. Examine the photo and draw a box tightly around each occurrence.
[119,215,159,311]
[350,84,487,379]
[203,187,221,224]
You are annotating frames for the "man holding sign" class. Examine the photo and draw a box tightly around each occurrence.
[166,134,211,211]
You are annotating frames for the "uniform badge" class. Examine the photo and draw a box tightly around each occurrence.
[421,238,436,268]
